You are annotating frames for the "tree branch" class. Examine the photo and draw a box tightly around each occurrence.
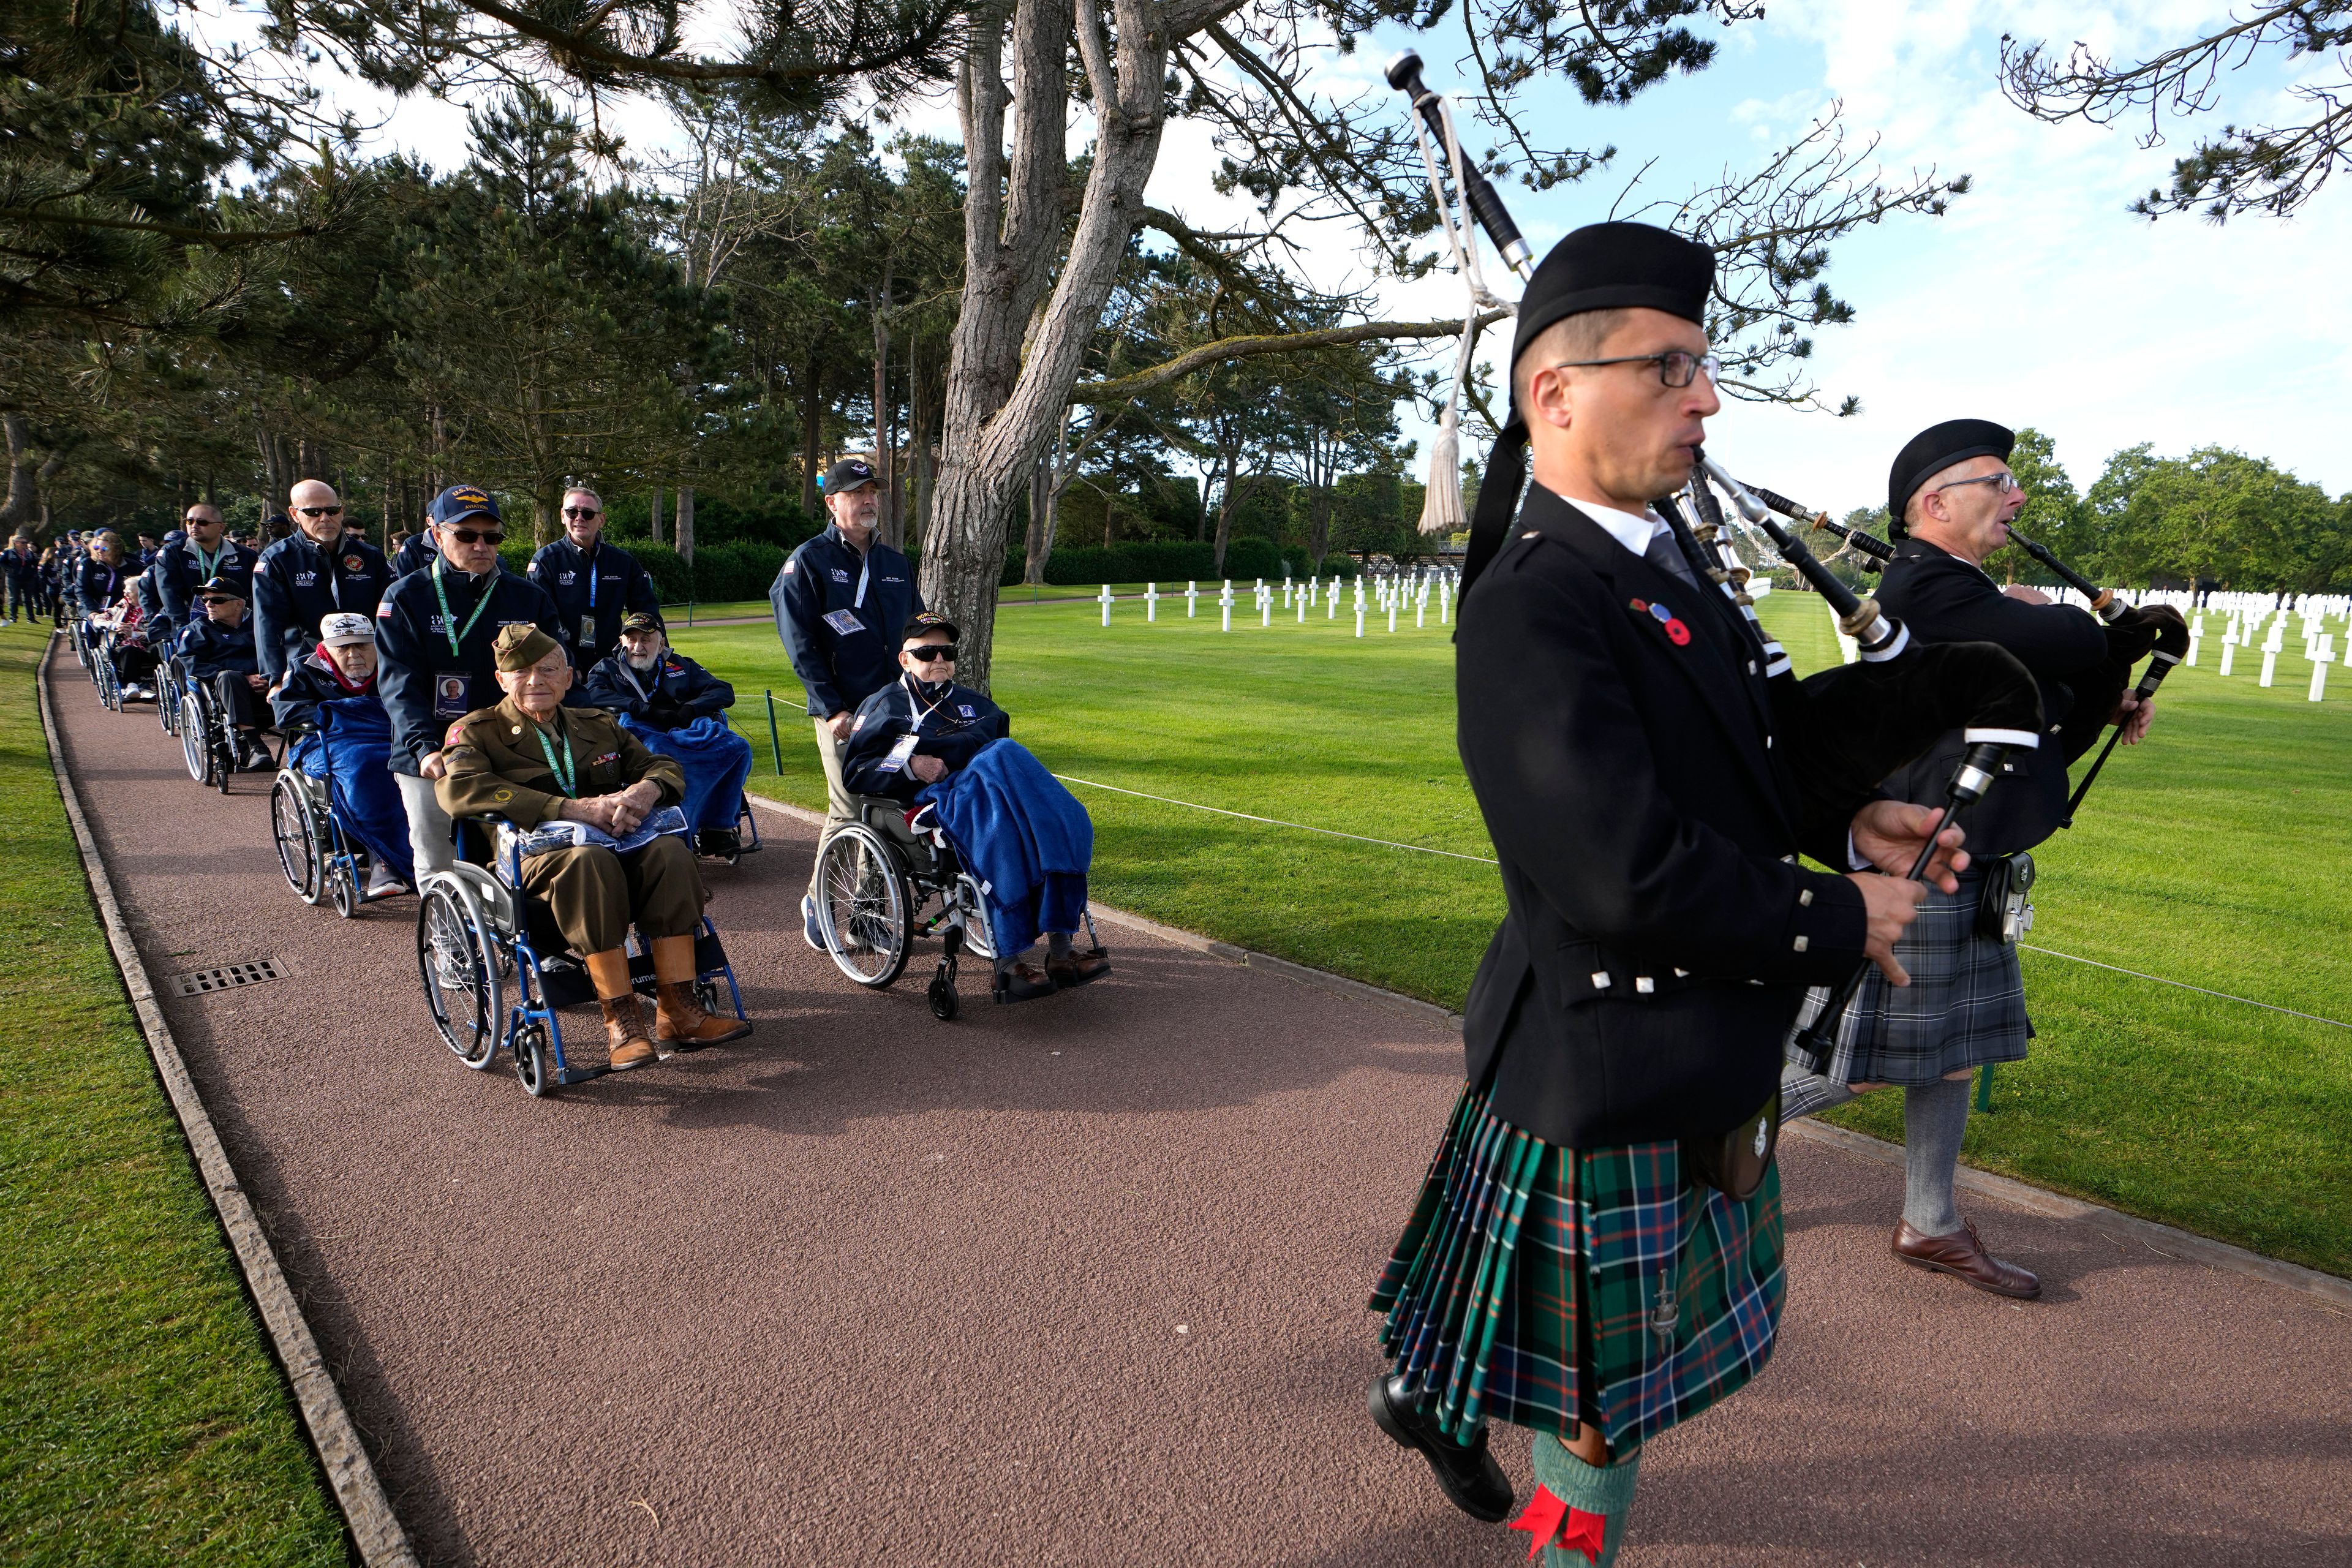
[1070,311,1507,402]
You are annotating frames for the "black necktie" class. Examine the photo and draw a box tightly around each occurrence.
[1643,522,1699,589]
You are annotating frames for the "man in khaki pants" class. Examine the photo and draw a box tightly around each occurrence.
[769,456,925,948]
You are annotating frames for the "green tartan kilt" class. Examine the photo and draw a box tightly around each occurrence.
[1370,1084,1785,1453]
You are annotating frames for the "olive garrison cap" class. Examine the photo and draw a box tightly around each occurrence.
[493,622,562,670]
[1887,418,2013,540]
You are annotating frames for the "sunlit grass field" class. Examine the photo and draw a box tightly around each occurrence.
[676,584,2352,1275]
[0,620,347,1566]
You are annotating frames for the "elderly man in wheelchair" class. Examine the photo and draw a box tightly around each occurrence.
[834,611,1109,1009]
[433,624,752,1078]
[582,611,756,860]
[270,611,415,907]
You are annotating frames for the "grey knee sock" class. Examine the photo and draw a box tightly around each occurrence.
[1047,930,1072,959]
[1901,1077,1973,1235]
[1530,1434,1641,1568]
[1778,1063,1856,1122]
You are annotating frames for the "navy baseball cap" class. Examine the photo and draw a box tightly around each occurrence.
[821,457,878,494]
[427,485,500,526]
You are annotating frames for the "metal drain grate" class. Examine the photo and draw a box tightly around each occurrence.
[168,959,288,997]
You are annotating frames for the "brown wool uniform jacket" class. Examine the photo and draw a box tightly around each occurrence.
[435,696,685,824]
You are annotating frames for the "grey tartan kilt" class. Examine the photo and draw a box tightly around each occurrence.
[1783,869,2030,1088]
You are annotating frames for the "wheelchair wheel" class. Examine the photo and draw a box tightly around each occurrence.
[329,863,360,919]
[157,680,177,733]
[270,777,324,903]
[815,821,911,989]
[418,884,502,1069]
[927,974,959,1021]
[178,694,212,784]
[513,1019,553,1098]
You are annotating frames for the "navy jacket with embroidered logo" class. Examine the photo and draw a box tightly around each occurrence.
[175,614,260,680]
[841,674,1010,803]
[392,532,437,578]
[155,535,257,631]
[374,560,562,777]
[1456,486,1875,1150]
[769,526,924,718]
[528,537,662,668]
[270,649,380,731]
[251,532,393,682]
[582,647,733,731]
[74,557,125,614]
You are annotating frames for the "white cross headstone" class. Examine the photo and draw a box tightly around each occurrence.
[1388,599,1397,633]
[1261,587,1271,627]
[1440,580,1451,625]
[1219,580,1234,633]
[1099,582,1114,627]
[1145,581,1159,622]
[2260,646,2279,687]
[2310,647,2334,702]
[2185,625,2201,666]
[2219,638,2236,677]
[1328,577,1339,619]
[1186,580,1199,618]
[1296,588,1306,624]
[1355,602,1365,638]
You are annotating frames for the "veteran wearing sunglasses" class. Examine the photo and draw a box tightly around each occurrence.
[374,484,564,878]
[252,479,393,686]
[526,486,662,670]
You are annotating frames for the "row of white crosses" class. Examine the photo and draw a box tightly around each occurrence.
[2188,589,2351,699]
[1099,567,1465,638]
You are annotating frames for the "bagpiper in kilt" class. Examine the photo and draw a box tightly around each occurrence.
[1779,419,2183,1303]
[1368,222,1968,1568]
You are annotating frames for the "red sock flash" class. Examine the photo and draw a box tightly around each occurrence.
[1506,1486,1608,1562]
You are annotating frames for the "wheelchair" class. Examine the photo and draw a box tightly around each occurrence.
[92,627,157,714]
[268,725,372,918]
[812,794,1103,1022]
[414,816,748,1097]
[170,657,272,791]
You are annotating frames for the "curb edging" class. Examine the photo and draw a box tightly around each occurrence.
[749,787,2352,1311]
[36,642,420,1567]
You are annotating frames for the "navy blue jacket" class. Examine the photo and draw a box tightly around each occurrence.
[527,536,662,668]
[1875,538,2114,858]
[154,535,258,633]
[842,674,1011,803]
[176,614,260,680]
[270,650,379,731]
[374,560,562,776]
[771,527,924,718]
[582,648,732,730]
[251,532,393,682]
[392,532,436,577]
[75,558,127,614]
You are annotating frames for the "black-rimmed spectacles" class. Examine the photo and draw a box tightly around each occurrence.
[1551,350,1721,388]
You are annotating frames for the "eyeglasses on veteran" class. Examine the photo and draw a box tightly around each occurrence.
[1551,349,1721,388]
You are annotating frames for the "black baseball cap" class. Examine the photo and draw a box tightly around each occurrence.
[822,457,878,494]
[197,575,246,601]
[619,611,662,635]
[902,611,958,646]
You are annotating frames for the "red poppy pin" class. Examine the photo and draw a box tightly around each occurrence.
[1632,597,1691,646]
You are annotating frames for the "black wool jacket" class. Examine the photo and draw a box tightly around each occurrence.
[1457,488,1873,1148]
[1873,538,2114,858]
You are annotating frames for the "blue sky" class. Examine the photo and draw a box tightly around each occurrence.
[238,2,2352,512]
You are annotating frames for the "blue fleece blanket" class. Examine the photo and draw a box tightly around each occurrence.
[617,713,754,832]
[919,739,1091,957]
[289,696,413,888]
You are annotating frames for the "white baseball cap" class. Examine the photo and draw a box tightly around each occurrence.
[320,612,374,647]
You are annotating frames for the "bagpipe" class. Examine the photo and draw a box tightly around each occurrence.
[1733,481,1898,573]
[1390,56,2046,1058]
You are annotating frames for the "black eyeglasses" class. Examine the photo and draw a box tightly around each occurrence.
[445,527,503,545]
[1551,350,1721,388]
[563,507,601,519]
[295,505,344,519]
[905,645,957,663]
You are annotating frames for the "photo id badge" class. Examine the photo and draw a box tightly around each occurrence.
[878,733,920,774]
[433,673,472,718]
[822,608,864,636]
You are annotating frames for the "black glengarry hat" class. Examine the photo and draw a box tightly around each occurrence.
[1463,222,1716,600]
[1887,419,2013,540]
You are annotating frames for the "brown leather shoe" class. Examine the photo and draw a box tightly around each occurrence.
[993,961,1057,1003]
[1893,1218,2041,1299]
[598,994,658,1071]
[654,981,752,1047]
[1044,949,1110,989]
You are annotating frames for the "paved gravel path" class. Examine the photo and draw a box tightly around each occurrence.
[49,656,2352,1567]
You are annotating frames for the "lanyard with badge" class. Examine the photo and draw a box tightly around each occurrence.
[879,675,943,773]
[193,540,224,579]
[429,558,497,717]
[532,717,578,797]
[579,541,600,651]
[819,530,873,638]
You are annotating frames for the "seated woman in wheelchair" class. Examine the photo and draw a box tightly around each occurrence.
[271,611,415,899]
[175,574,274,771]
[582,611,755,859]
[842,612,1109,1002]
[437,624,752,1072]
[95,580,162,701]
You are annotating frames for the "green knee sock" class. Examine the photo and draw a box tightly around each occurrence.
[1529,1433,1642,1568]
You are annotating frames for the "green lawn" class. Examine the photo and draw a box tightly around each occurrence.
[677,585,2352,1275]
[0,620,349,1566]
[662,582,1256,625]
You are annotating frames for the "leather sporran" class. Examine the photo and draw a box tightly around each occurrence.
[1973,851,2036,942]
[1684,1089,1780,1200]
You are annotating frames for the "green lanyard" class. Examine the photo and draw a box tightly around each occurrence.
[194,541,224,578]
[430,557,497,659]
[531,716,578,797]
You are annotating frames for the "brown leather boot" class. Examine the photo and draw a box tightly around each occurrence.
[598,993,658,1071]
[650,935,752,1047]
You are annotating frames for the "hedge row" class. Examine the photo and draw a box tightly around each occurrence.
[998,538,1358,587]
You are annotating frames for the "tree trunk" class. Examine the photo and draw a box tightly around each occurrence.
[800,359,824,518]
[873,257,902,551]
[916,0,1169,692]
[1211,419,1242,578]
[0,414,36,533]
[676,485,695,567]
[649,486,665,545]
